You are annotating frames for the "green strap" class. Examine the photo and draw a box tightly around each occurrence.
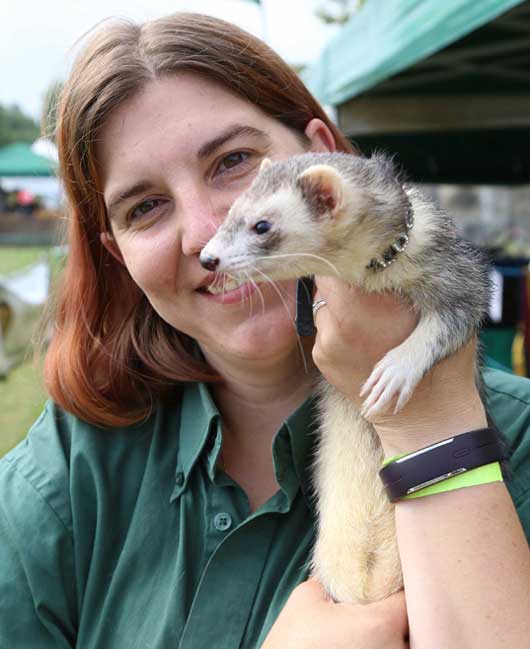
[401,462,503,500]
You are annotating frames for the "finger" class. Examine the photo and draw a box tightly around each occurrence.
[312,289,324,309]
[312,300,328,326]
[313,277,358,311]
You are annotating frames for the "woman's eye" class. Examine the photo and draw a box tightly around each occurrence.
[129,198,166,222]
[218,151,250,173]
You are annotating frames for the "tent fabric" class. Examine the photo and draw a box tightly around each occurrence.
[304,0,526,105]
[0,142,55,177]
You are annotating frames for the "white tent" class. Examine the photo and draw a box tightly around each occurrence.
[0,260,50,377]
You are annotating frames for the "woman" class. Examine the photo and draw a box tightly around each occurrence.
[0,13,529,649]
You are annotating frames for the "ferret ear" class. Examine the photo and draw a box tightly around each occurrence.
[297,164,343,218]
[259,158,273,173]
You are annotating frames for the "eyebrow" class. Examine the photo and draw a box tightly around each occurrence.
[197,124,270,160]
[106,124,270,219]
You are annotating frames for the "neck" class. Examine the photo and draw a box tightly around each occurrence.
[201,339,316,511]
[205,337,315,436]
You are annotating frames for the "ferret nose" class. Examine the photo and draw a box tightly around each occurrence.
[200,254,220,271]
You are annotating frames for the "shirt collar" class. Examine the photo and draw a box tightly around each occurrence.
[171,381,318,506]
[171,381,219,501]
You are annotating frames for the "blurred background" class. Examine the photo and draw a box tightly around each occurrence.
[2,0,530,455]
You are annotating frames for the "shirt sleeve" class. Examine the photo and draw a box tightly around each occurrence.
[0,450,77,647]
[483,368,530,541]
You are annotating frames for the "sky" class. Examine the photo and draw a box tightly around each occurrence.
[1,0,338,121]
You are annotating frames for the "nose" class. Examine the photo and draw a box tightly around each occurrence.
[178,186,225,258]
[199,254,220,271]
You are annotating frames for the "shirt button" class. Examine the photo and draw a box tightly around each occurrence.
[175,472,184,486]
[214,512,232,532]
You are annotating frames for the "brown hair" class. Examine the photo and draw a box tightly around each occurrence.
[46,12,354,427]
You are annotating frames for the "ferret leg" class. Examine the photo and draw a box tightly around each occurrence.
[360,311,456,417]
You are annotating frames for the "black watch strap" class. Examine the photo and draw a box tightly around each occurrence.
[379,427,505,502]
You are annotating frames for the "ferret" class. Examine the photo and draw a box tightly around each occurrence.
[199,152,490,604]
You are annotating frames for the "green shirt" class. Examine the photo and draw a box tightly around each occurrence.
[1,367,530,648]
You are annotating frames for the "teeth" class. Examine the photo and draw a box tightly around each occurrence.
[207,278,247,294]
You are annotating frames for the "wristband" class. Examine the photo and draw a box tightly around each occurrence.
[379,428,505,502]
[401,461,503,499]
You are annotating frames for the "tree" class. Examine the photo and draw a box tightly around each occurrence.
[315,0,364,25]
[0,104,40,148]
[41,80,63,142]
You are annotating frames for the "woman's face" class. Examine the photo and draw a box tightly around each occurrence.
[99,74,334,370]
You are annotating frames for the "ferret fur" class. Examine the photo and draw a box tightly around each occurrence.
[200,152,491,604]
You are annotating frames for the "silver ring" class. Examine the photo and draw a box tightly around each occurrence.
[312,298,327,317]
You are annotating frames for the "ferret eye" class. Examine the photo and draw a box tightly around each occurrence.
[253,220,272,235]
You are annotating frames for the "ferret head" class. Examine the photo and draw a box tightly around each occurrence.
[199,157,350,282]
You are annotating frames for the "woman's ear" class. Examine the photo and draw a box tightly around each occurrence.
[100,232,125,266]
[304,118,337,154]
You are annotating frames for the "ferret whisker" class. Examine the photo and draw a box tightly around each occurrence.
[206,272,232,294]
[261,253,341,278]
[243,270,256,316]
[251,265,309,374]
[244,271,253,316]
[206,276,220,292]
[246,273,266,315]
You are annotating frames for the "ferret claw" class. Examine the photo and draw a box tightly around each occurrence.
[360,368,383,398]
[361,377,400,418]
[360,377,389,415]
[360,350,423,418]
[394,388,414,413]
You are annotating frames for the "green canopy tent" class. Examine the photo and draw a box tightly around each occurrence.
[304,0,530,184]
[0,142,55,177]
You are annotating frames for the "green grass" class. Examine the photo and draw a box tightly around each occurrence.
[0,246,55,457]
[0,246,51,275]
[0,359,46,457]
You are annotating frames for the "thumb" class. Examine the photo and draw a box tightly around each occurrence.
[371,590,409,637]
[294,578,332,604]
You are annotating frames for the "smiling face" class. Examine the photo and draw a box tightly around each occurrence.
[98,74,333,371]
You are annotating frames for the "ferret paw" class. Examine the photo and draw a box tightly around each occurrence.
[360,352,423,418]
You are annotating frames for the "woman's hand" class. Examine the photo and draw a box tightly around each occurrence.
[311,277,487,457]
[311,278,416,403]
[261,580,408,649]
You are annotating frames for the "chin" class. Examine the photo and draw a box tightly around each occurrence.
[202,308,302,365]
[235,312,299,353]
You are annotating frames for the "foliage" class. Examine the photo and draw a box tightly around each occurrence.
[0,104,40,148]
[315,0,364,25]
